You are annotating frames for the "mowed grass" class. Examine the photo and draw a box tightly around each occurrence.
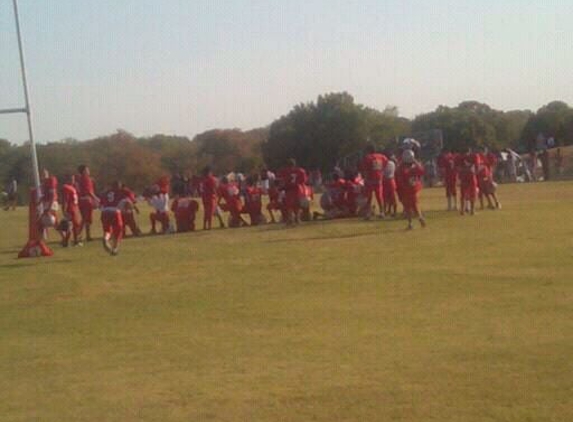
[1,182,572,422]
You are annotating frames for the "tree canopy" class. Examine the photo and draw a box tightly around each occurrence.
[1,94,571,198]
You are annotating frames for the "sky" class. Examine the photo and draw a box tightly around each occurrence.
[1,0,572,144]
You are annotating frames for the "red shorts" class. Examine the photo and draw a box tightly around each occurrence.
[401,191,420,213]
[284,191,300,211]
[79,198,94,224]
[66,207,81,231]
[202,197,217,219]
[383,179,396,205]
[365,183,383,201]
[461,184,478,200]
[478,176,496,195]
[444,175,457,196]
[101,209,123,238]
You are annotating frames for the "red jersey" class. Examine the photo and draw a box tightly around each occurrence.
[201,175,218,200]
[438,152,458,177]
[278,167,307,192]
[100,189,123,209]
[42,176,58,203]
[62,184,79,212]
[396,163,425,194]
[345,178,363,205]
[484,152,497,171]
[360,153,388,185]
[245,186,263,209]
[217,182,242,210]
[457,153,480,178]
[77,174,95,197]
[157,176,170,194]
[171,197,198,218]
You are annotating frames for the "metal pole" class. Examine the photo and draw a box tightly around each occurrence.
[12,0,41,199]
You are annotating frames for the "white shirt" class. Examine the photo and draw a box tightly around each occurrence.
[384,161,396,179]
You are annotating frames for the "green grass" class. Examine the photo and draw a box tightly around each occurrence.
[1,182,572,421]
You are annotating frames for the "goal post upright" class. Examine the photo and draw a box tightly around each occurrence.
[12,0,42,196]
[0,0,53,258]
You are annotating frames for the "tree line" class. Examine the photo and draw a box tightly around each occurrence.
[1,93,572,198]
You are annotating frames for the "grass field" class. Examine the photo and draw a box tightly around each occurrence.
[1,182,572,421]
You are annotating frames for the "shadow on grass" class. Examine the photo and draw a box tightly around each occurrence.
[0,248,21,256]
[0,258,73,270]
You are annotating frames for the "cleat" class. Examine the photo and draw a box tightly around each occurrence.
[102,236,112,254]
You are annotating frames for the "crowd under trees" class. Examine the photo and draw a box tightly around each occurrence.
[1,93,573,196]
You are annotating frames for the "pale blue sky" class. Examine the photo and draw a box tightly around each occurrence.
[1,0,572,143]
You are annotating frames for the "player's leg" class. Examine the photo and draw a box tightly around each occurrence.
[412,193,426,227]
[150,212,158,234]
[72,209,83,246]
[101,212,113,253]
[267,203,277,223]
[110,211,124,255]
[160,212,170,233]
[374,185,385,218]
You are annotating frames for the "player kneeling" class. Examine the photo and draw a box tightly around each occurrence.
[99,182,125,255]
[146,186,171,234]
[171,196,199,232]
[244,176,266,226]
[396,150,426,230]
[313,173,348,220]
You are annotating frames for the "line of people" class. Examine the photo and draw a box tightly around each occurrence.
[34,141,502,256]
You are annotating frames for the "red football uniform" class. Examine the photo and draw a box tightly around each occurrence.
[457,153,479,200]
[201,175,218,224]
[117,187,139,236]
[61,183,81,242]
[171,197,198,232]
[438,152,458,197]
[345,178,364,215]
[360,153,388,210]
[244,186,263,225]
[77,174,96,224]
[217,181,243,226]
[99,189,124,240]
[277,166,307,214]
[396,163,425,213]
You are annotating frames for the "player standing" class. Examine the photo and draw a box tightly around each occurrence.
[266,180,285,224]
[383,153,398,217]
[59,175,83,247]
[359,144,388,219]
[457,148,480,216]
[99,182,125,255]
[396,150,426,230]
[76,165,98,241]
[277,158,308,225]
[437,148,458,211]
[39,169,59,237]
[200,166,219,230]
[477,147,502,210]
[244,176,265,225]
